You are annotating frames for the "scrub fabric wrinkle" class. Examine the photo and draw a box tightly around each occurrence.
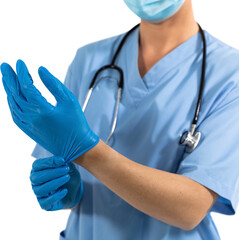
[32,26,239,240]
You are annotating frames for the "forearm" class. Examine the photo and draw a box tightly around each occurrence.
[73,140,216,230]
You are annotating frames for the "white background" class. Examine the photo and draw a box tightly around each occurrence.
[0,0,239,239]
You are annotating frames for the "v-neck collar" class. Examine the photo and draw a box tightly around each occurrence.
[122,25,208,107]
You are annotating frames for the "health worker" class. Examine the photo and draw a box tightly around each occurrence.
[2,0,239,239]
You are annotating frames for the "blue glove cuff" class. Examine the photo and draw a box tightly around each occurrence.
[66,130,100,163]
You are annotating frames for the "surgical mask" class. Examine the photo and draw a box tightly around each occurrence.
[123,0,186,23]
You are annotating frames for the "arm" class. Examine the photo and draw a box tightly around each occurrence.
[1,60,218,226]
[73,139,219,231]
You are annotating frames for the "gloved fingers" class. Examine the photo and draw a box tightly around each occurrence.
[30,165,70,185]
[38,66,68,102]
[47,201,65,211]
[32,156,66,171]
[16,59,38,95]
[67,162,81,176]
[16,60,54,110]
[7,96,31,131]
[7,96,44,145]
[38,188,68,211]
[2,60,54,115]
[7,94,34,122]
[1,62,21,97]
[11,93,41,114]
[2,73,12,96]
[32,174,70,197]
[1,62,34,103]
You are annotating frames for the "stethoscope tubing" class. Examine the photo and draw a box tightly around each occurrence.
[82,22,207,150]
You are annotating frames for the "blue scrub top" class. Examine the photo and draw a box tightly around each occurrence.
[32,25,239,240]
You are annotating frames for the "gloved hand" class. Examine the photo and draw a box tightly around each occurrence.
[30,156,84,211]
[1,59,99,163]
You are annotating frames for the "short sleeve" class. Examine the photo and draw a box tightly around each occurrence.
[176,85,239,215]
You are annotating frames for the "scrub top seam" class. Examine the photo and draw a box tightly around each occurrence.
[122,29,215,109]
[143,30,215,87]
[141,30,206,83]
[198,83,239,125]
[178,169,236,215]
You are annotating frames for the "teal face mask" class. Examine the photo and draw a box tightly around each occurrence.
[123,0,186,23]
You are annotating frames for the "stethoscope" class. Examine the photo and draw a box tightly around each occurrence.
[82,22,207,153]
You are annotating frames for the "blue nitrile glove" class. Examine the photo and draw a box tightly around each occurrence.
[1,60,99,163]
[30,156,84,211]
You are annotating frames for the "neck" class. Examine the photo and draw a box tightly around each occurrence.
[138,0,199,56]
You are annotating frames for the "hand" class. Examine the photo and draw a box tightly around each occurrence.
[1,60,99,163]
[30,156,84,211]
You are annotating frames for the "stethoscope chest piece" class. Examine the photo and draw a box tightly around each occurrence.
[179,129,201,153]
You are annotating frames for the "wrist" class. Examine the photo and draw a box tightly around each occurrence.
[73,139,103,167]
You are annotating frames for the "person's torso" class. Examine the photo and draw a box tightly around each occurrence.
[61,25,239,240]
